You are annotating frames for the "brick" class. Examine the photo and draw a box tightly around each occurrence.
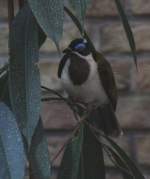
[135,134,150,165]
[0,0,9,19]
[108,56,132,92]
[117,96,150,129]
[0,0,18,20]
[104,134,130,167]
[106,172,122,179]
[131,58,150,92]
[39,61,62,91]
[0,21,79,57]
[101,23,150,53]
[145,174,150,179]
[87,0,126,17]
[42,101,77,130]
[40,38,56,53]
[42,94,150,131]
[131,0,150,15]
[86,22,101,50]
[40,22,79,53]
[0,56,8,66]
[0,24,8,55]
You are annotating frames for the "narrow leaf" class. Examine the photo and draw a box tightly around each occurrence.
[28,0,64,45]
[68,0,91,26]
[79,125,105,179]
[102,135,145,179]
[115,0,137,67]
[29,119,51,179]
[58,125,84,179]
[0,103,26,179]
[104,145,133,179]
[64,6,95,52]
[64,6,104,59]
[38,27,47,48]
[9,4,41,146]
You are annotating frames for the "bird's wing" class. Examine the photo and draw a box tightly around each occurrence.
[94,52,118,110]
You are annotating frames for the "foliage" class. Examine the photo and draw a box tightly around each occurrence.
[0,0,144,179]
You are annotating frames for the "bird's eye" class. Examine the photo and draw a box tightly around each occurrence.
[74,43,86,51]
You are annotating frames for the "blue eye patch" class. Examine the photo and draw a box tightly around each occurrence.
[74,43,86,50]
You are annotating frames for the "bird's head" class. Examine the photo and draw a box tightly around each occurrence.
[63,38,91,57]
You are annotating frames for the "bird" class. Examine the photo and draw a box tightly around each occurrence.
[57,38,122,137]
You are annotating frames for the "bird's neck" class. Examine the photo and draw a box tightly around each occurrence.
[68,53,90,85]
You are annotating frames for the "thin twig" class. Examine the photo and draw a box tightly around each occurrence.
[85,121,134,177]
[41,86,65,99]
[84,120,104,136]
[41,86,84,121]
[51,122,81,164]
[102,144,133,177]
[41,97,64,102]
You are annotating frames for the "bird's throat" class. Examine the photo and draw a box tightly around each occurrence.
[68,54,90,85]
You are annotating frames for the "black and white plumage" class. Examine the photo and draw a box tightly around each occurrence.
[58,38,121,136]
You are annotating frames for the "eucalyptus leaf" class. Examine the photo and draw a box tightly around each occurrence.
[68,0,91,26]
[0,138,9,179]
[9,4,41,146]
[28,0,63,45]
[64,6,104,57]
[103,144,133,179]
[58,125,84,179]
[64,7,95,51]
[115,0,137,67]
[38,27,47,48]
[78,125,105,179]
[29,119,51,179]
[102,135,145,179]
[0,103,26,179]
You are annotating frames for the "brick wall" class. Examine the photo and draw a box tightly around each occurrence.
[1,1,150,179]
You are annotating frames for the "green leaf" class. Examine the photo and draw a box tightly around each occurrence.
[64,6,96,52]
[102,135,145,179]
[64,6,105,62]
[103,144,133,179]
[115,0,137,67]
[79,125,105,179]
[9,5,41,146]
[28,0,64,45]
[0,103,26,179]
[29,119,51,179]
[38,27,47,47]
[68,0,91,26]
[58,125,84,179]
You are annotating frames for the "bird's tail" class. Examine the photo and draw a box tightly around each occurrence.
[88,103,122,137]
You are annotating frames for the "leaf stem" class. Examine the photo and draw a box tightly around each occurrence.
[51,123,81,164]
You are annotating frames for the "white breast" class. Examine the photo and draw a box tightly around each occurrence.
[61,54,108,105]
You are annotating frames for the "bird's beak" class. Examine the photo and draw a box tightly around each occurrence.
[63,48,72,54]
